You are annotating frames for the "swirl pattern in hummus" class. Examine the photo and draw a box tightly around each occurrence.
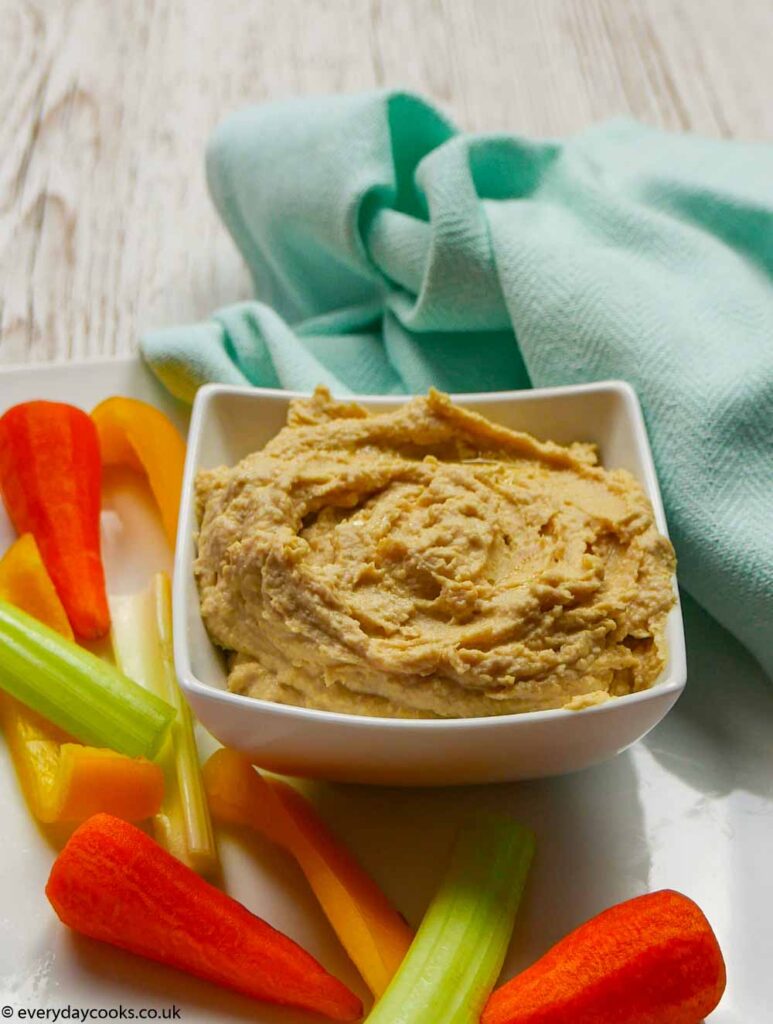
[195,388,676,718]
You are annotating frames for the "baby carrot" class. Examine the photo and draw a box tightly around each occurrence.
[0,401,109,639]
[46,814,363,1021]
[482,889,726,1024]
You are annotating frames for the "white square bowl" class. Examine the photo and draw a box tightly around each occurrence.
[173,381,686,786]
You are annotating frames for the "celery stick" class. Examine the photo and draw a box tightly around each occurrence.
[364,815,535,1024]
[0,599,174,759]
[110,574,219,875]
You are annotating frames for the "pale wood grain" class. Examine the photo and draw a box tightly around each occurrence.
[1,0,771,366]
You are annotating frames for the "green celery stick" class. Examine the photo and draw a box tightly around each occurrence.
[0,598,174,759]
[365,815,535,1024]
[110,574,219,875]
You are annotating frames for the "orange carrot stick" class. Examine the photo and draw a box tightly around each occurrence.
[91,397,186,546]
[481,889,726,1024]
[0,534,163,824]
[203,748,413,997]
[46,814,363,1022]
[0,402,109,639]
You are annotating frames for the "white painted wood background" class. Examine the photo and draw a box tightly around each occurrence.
[1,0,771,366]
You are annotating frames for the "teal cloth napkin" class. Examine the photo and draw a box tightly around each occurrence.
[142,91,773,679]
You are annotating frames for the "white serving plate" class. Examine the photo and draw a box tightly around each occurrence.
[0,357,771,1021]
[175,381,686,786]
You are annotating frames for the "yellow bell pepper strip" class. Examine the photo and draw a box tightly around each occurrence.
[110,573,219,875]
[0,534,164,823]
[91,397,187,547]
[0,534,74,641]
[0,697,68,821]
[203,748,414,997]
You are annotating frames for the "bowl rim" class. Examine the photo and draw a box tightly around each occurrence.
[173,379,687,731]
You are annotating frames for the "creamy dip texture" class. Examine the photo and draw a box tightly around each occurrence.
[195,388,676,718]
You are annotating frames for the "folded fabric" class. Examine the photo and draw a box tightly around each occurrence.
[141,91,773,678]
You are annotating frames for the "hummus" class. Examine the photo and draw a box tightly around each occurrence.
[195,388,676,718]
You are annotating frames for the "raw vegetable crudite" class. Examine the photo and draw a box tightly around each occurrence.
[0,535,164,823]
[0,599,174,760]
[0,696,164,824]
[482,889,726,1024]
[46,814,363,1022]
[364,815,535,1024]
[203,748,413,996]
[0,401,110,639]
[37,744,164,823]
[0,534,74,641]
[111,574,219,875]
[92,396,187,546]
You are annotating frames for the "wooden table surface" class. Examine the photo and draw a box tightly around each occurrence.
[2,0,771,367]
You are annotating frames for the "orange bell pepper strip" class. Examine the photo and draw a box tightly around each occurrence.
[0,534,164,824]
[50,744,164,823]
[91,397,186,547]
[0,708,164,824]
[0,401,110,640]
[46,814,363,1021]
[203,748,413,998]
